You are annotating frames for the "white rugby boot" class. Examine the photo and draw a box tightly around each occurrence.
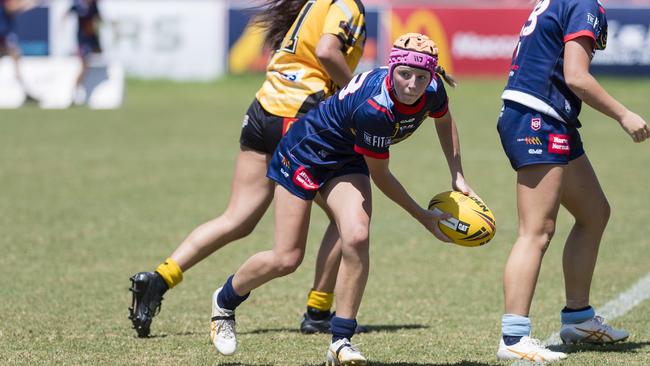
[210,287,237,355]
[497,336,567,363]
[326,338,367,365]
[560,315,629,344]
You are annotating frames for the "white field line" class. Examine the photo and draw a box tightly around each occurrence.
[512,272,650,365]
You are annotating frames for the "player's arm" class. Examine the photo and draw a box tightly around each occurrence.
[364,156,451,242]
[564,37,649,142]
[433,111,475,196]
[316,33,353,88]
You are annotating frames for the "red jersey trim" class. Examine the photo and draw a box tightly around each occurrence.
[354,145,389,159]
[367,99,392,118]
[564,30,596,43]
[429,103,448,118]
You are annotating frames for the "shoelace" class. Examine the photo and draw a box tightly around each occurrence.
[217,320,235,339]
[593,315,613,331]
[524,337,549,350]
[343,341,362,354]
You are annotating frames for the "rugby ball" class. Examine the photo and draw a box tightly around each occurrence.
[428,191,496,247]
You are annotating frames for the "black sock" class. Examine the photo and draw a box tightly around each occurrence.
[307,306,330,320]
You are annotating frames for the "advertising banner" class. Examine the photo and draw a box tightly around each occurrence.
[86,0,226,81]
[13,6,49,56]
[389,7,530,77]
[227,6,382,75]
[592,8,650,75]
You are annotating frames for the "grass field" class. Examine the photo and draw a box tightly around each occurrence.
[1,75,649,365]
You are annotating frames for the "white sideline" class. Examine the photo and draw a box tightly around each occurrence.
[512,272,650,365]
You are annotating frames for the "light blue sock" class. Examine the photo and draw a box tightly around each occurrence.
[561,305,595,324]
[502,314,531,337]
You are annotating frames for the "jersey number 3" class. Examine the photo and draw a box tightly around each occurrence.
[514,0,551,58]
[521,0,550,36]
[338,71,371,100]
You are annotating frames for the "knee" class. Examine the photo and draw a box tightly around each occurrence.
[592,200,611,227]
[521,220,556,254]
[220,213,257,241]
[341,224,370,252]
[272,250,304,276]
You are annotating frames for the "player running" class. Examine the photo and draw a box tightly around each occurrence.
[0,0,39,96]
[128,0,367,338]
[209,33,476,365]
[66,0,102,104]
[495,0,649,362]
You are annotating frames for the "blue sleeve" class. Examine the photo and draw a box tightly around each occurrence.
[564,0,607,47]
[428,76,449,118]
[353,104,393,159]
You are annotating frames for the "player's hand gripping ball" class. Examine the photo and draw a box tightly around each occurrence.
[428,191,496,247]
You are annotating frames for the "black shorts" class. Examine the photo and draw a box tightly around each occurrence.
[239,98,299,154]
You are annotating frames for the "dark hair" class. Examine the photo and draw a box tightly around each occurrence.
[249,0,309,50]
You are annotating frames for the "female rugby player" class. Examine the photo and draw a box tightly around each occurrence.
[210,33,475,365]
[495,0,649,362]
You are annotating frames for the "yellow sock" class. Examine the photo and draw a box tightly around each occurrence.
[155,257,183,289]
[306,290,334,312]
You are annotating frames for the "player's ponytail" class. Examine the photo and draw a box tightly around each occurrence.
[249,0,309,50]
[435,65,458,88]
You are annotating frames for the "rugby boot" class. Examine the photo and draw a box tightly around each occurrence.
[326,338,367,365]
[560,315,629,344]
[128,271,168,337]
[210,287,237,355]
[497,336,567,363]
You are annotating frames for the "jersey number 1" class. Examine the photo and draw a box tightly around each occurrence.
[280,0,316,53]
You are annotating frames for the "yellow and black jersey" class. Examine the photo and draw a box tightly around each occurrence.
[256,0,366,118]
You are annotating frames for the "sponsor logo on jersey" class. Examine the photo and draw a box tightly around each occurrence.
[548,134,570,155]
[528,148,543,155]
[363,131,391,148]
[293,166,319,190]
[587,13,596,27]
[274,69,305,83]
[517,137,543,145]
[242,115,249,128]
[279,152,291,169]
[530,117,542,131]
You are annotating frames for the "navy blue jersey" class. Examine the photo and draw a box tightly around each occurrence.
[0,0,15,37]
[280,67,448,170]
[503,0,607,127]
[70,0,100,38]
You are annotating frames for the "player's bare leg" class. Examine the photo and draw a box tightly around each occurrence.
[130,147,274,337]
[212,184,312,355]
[320,173,371,365]
[171,147,274,270]
[504,164,564,316]
[558,154,627,344]
[497,164,567,362]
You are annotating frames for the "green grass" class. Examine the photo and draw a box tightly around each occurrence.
[0,75,649,365]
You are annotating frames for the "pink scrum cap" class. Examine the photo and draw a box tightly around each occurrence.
[388,33,439,78]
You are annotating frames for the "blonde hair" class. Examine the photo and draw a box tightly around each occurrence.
[393,32,458,88]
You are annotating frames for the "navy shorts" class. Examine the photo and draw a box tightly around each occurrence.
[497,100,584,170]
[266,148,369,200]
